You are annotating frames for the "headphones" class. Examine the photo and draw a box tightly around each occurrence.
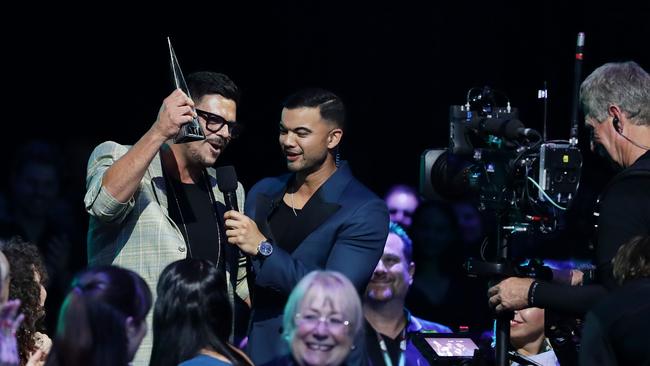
[612,116,622,133]
[613,116,650,150]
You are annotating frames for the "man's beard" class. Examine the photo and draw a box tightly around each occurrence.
[189,136,227,167]
[366,287,394,301]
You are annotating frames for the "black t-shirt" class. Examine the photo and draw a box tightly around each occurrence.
[165,174,226,271]
[269,201,304,254]
[268,192,327,254]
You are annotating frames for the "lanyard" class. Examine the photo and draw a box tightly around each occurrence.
[376,328,406,366]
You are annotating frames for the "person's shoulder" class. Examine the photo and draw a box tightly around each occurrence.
[89,141,132,158]
[250,174,291,193]
[602,170,650,206]
[93,140,130,151]
[178,354,230,366]
[337,169,383,204]
[590,279,650,321]
[411,315,453,333]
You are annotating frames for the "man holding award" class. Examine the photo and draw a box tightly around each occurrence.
[84,63,248,364]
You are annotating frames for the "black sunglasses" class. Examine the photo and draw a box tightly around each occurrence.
[196,109,242,139]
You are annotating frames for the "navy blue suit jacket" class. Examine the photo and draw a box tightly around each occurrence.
[244,162,389,366]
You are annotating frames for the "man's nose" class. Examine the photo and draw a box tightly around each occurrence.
[216,124,231,139]
[374,260,388,273]
[281,136,293,147]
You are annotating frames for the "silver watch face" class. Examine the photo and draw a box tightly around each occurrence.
[259,241,273,256]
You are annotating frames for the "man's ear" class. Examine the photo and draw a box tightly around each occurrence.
[608,105,624,132]
[408,262,416,285]
[125,316,138,338]
[327,128,343,149]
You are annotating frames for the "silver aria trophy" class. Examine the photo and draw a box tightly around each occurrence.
[168,37,205,143]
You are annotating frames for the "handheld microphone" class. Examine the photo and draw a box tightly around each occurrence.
[216,166,239,211]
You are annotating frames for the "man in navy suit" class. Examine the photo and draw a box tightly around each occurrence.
[225,88,389,365]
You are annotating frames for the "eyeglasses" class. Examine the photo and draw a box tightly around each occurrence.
[295,312,350,332]
[196,109,242,139]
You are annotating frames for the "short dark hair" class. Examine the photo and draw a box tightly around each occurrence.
[388,221,413,262]
[282,88,345,128]
[187,71,240,105]
[613,235,650,284]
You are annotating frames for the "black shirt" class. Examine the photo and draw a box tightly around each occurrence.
[365,320,402,366]
[579,279,650,366]
[268,191,329,254]
[534,150,650,314]
[165,174,226,271]
[269,200,304,254]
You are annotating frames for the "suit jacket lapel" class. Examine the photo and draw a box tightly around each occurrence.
[254,176,290,243]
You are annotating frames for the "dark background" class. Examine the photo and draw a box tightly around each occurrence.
[2,1,649,259]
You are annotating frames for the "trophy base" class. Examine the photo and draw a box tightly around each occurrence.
[174,120,206,144]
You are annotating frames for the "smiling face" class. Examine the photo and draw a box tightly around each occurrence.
[291,290,354,366]
[510,307,545,352]
[279,107,341,175]
[365,233,414,303]
[181,94,237,168]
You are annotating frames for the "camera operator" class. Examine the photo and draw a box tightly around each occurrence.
[488,61,650,316]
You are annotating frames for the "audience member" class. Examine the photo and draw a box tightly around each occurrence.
[0,141,77,335]
[0,238,50,366]
[363,222,451,366]
[280,270,364,366]
[45,265,152,366]
[149,259,252,366]
[406,200,491,331]
[450,201,485,248]
[510,308,559,366]
[384,185,420,229]
[579,235,650,365]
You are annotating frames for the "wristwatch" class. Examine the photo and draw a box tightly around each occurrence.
[257,240,273,257]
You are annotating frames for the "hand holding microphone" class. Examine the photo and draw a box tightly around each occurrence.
[217,166,266,256]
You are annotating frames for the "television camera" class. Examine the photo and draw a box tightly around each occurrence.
[421,86,582,228]
[419,85,584,366]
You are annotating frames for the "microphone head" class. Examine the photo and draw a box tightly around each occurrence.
[216,165,238,193]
